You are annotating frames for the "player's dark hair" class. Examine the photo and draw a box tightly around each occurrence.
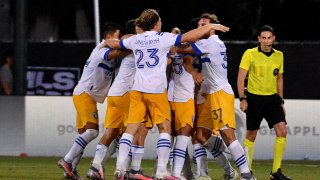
[200,13,220,24]
[101,22,122,38]
[124,19,137,34]
[259,25,274,36]
[186,17,200,31]
[136,9,160,31]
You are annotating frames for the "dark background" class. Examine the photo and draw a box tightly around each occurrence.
[1,0,320,99]
[2,0,320,41]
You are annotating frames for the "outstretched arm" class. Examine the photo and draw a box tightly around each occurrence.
[100,39,121,49]
[107,49,131,60]
[181,24,229,43]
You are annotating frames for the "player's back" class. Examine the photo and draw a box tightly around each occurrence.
[108,53,136,96]
[122,31,181,93]
[168,53,195,102]
[74,41,116,103]
[196,35,233,94]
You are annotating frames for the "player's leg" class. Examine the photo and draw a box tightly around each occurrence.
[114,91,147,179]
[266,94,291,180]
[146,91,172,179]
[168,100,194,179]
[129,123,153,180]
[213,91,253,180]
[196,94,236,179]
[243,92,264,171]
[88,94,129,179]
[192,137,209,179]
[58,93,99,178]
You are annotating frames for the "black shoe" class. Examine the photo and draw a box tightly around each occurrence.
[270,168,292,180]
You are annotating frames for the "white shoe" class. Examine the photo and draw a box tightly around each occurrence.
[224,170,238,180]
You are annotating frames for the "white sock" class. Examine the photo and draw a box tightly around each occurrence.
[156,133,171,177]
[92,144,108,169]
[192,155,199,177]
[116,133,133,171]
[72,150,83,171]
[204,135,227,154]
[64,129,98,163]
[214,153,234,175]
[172,135,190,177]
[182,151,193,179]
[193,143,208,176]
[228,140,250,174]
[105,138,118,159]
[169,148,174,173]
[131,145,144,171]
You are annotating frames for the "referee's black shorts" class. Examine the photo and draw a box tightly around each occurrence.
[246,92,286,131]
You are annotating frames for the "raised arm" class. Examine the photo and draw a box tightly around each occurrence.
[181,24,229,43]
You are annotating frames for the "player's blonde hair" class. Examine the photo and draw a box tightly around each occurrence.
[200,13,220,24]
[136,9,160,31]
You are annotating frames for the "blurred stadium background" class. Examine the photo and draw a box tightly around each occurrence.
[0,0,320,179]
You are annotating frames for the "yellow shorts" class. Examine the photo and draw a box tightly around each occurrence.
[104,92,130,131]
[197,90,236,131]
[170,99,195,131]
[127,90,171,125]
[73,93,98,129]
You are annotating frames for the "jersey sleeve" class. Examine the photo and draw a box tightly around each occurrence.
[120,35,136,50]
[239,49,252,71]
[161,32,182,47]
[97,47,112,60]
[279,52,284,74]
[191,39,216,56]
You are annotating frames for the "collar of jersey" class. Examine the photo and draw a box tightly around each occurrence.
[143,31,158,36]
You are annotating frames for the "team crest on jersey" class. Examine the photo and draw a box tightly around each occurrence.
[273,68,279,76]
[92,112,98,119]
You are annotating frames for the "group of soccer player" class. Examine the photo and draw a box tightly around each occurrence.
[58,9,257,180]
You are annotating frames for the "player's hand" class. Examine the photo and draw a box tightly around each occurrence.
[211,24,230,32]
[240,100,248,112]
[191,71,204,85]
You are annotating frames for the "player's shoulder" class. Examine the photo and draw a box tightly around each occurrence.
[155,32,177,38]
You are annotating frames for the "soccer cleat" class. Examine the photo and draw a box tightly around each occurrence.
[99,166,106,180]
[194,176,212,180]
[224,170,238,180]
[87,166,101,180]
[240,171,256,180]
[64,172,72,179]
[179,176,187,180]
[58,158,74,178]
[113,170,125,180]
[72,170,82,180]
[270,168,292,180]
[128,169,153,180]
[163,175,180,180]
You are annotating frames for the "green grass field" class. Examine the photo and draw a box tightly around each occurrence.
[0,156,319,180]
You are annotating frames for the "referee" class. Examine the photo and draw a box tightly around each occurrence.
[237,25,292,180]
